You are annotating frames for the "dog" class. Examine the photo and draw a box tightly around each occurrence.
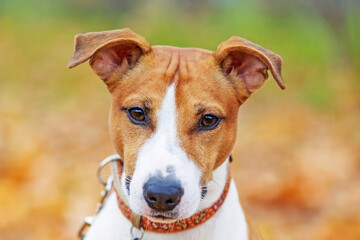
[68,28,284,240]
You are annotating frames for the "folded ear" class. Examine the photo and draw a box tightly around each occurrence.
[214,36,285,103]
[68,28,151,86]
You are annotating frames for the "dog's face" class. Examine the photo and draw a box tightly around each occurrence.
[69,28,284,221]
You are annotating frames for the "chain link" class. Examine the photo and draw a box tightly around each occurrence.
[130,226,144,240]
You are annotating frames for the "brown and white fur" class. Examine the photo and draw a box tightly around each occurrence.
[68,28,284,240]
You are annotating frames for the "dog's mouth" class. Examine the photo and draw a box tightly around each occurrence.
[147,214,177,223]
[146,212,179,223]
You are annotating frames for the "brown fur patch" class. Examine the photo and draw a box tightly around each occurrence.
[106,46,241,182]
[105,46,241,181]
[174,54,240,183]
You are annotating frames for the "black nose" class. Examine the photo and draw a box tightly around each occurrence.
[143,177,183,212]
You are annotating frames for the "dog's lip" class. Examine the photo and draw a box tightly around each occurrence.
[146,214,178,223]
[152,214,175,219]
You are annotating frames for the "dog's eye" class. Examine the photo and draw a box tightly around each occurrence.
[128,107,146,124]
[199,114,220,130]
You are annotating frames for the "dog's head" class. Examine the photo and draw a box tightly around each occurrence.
[69,28,284,221]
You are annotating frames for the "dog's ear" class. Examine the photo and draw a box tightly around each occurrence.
[68,28,151,87]
[214,36,285,103]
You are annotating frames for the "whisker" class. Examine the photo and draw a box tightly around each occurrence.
[200,185,208,199]
[210,178,222,190]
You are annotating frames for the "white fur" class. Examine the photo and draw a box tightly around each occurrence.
[84,83,249,239]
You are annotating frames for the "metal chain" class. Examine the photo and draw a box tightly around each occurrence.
[78,154,121,239]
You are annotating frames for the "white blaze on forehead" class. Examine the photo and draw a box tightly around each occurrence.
[152,83,179,171]
[127,83,202,217]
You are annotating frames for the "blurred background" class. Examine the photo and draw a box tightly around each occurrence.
[0,0,359,239]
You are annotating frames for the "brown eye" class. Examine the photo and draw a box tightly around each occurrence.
[128,108,146,122]
[200,114,220,129]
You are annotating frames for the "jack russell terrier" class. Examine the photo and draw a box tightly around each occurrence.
[68,28,284,240]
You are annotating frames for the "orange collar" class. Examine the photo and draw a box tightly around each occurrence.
[114,160,231,233]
